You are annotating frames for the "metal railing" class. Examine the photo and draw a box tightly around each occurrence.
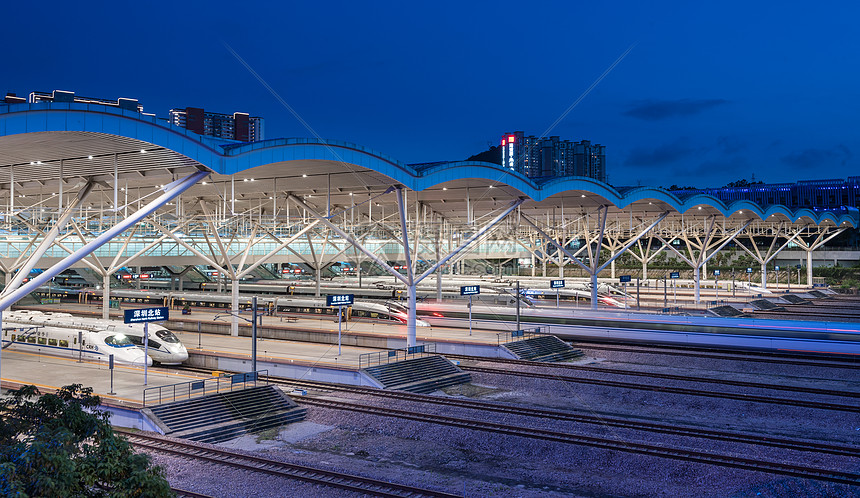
[497,327,545,345]
[142,370,268,407]
[358,344,437,369]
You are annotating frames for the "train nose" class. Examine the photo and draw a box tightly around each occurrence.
[132,353,153,367]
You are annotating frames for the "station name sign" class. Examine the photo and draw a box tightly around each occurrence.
[326,294,354,307]
[124,307,169,324]
[619,275,632,283]
[746,267,753,273]
[670,272,680,279]
[460,285,480,296]
[713,269,721,276]
[550,280,565,288]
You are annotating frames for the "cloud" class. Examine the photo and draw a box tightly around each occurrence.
[623,98,729,121]
[670,157,748,181]
[625,137,697,166]
[780,144,852,170]
[716,136,747,155]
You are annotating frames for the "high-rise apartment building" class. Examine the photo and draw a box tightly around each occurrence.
[169,107,264,142]
[501,131,606,182]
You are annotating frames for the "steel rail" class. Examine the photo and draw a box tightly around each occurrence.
[461,365,860,412]
[119,429,458,498]
[445,355,860,398]
[296,397,860,486]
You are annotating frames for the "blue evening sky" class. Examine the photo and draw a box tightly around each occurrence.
[3,1,859,189]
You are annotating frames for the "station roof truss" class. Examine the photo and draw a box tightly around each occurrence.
[0,102,855,282]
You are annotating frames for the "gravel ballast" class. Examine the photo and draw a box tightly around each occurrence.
[136,349,860,497]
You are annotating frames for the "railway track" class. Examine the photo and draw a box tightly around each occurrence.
[445,355,860,399]
[173,365,860,451]
[753,310,860,323]
[565,342,860,369]
[295,396,860,486]
[460,365,860,412]
[118,429,458,498]
[173,488,213,498]
[261,376,860,457]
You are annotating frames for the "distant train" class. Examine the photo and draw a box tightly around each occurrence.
[136,278,531,306]
[49,288,432,327]
[2,310,152,366]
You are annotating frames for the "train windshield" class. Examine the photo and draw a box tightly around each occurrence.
[104,334,134,348]
[155,330,180,343]
[385,301,408,314]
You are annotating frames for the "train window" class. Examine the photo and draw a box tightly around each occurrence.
[59,340,69,347]
[38,337,47,345]
[127,335,143,346]
[104,334,134,347]
[28,336,36,343]
[155,330,180,343]
[48,338,57,346]
[148,340,163,350]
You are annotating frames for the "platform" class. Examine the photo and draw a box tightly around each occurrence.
[1,302,516,420]
[0,347,206,430]
[14,302,515,359]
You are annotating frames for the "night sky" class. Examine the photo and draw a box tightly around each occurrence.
[3,1,859,189]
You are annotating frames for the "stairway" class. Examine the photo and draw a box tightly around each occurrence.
[362,355,471,394]
[142,385,306,443]
[502,335,584,362]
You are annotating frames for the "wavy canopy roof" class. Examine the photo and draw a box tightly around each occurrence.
[0,102,856,228]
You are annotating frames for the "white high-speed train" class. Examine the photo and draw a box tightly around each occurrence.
[3,310,187,365]
[2,311,152,366]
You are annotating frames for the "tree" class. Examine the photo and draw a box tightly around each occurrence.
[466,145,502,165]
[722,178,764,188]
[0,384,172,497]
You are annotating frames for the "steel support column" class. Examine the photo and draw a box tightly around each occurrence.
[0,170,209,311]
[2,181,95,296]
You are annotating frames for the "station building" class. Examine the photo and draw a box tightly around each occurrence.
[0,99,856,349]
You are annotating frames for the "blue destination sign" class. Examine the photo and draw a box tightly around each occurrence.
[460,285,480,296]
[670,272,680,279]
[713,269,721,276]
[326,294,354,307]
[775,265,780,271]
[124,307,169,324]
[550,279,565,288]
[746,267,753,273]
[619,275,632,283]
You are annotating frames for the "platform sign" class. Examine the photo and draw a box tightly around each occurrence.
[619,275,632,283]
[713,269,721,276]
[670,272,680,279]
[775,265,780,271]
[746,267,753,273]
[460,285,480,296]
[796,264,802,269]
[124,307,168,324]
[326,294,354,307]
[550,279,565,288]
